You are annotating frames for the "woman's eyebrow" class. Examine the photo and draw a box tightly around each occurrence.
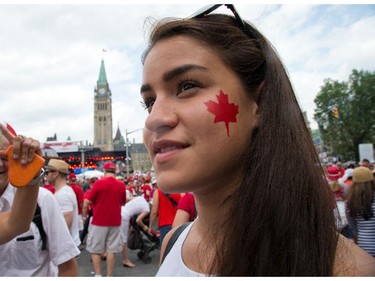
[163,64,208,82]
[140,84,151,95]
[140,64,208,95]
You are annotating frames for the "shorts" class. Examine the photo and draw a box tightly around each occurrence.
[86,225,122,254]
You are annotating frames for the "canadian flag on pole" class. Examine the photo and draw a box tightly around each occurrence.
[102,49,108,52]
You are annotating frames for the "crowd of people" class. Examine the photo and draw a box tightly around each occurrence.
[325,159,375,258]
[1,120,188,276]
[1,126,375,277]
[1,3,375,277]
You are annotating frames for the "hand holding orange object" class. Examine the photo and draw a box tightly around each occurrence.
[0,124,45,188]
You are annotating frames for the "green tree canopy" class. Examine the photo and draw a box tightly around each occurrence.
[314,69,375,162]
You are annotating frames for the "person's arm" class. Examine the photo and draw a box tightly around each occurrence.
[136,211,150,231]
[0,124,42,244]
[58,257,78,276]
[172,209,190,228]
[63,211,74,229]
[148,190,159,234]
[82,198,92,218]
[0,185,40,245]
[77,188,84,214]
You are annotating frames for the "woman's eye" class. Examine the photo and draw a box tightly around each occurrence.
[177,80,201,94]
[141,98,155,112]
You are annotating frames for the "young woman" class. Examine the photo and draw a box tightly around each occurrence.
[346,166,375,257]
[140,4,375,276]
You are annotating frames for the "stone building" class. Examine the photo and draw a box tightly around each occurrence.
[93,60,113,151]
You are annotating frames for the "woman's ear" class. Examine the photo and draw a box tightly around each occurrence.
[251,81,264,128]
[253,81,264,106]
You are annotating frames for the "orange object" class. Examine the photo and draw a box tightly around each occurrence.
[6,145,45,188]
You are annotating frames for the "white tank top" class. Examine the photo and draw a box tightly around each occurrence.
[156,222,207,276]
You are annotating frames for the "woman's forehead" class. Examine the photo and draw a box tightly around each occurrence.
[145,35,216,64]
[143,36,226,81]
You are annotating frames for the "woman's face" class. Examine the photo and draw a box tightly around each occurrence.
[142,35,259,194]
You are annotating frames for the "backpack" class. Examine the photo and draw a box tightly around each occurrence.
[127,228,143,250]
[162,192,178,207]
[32,203,47,250]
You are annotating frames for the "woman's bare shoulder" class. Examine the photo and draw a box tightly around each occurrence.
[334,234,375,276]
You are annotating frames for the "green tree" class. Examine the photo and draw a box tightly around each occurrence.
[314,69,375,162]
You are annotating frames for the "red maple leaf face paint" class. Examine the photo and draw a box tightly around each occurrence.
[204,90,239,137]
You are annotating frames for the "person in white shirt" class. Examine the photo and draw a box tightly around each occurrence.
[0,186,80,276]
[0,124,79,276]
[121,193,150,267]
[45,159,81,247]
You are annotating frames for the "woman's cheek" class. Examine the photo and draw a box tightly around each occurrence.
[203,90,239,137]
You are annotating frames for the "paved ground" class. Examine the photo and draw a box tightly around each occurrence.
[77,243,160,277]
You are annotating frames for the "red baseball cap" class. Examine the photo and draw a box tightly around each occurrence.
[103,161,116,172]
[68,173,77,180]
[327,166,340,181]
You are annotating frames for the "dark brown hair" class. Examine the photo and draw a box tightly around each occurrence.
[347,180,375,220]
[143,13,338,276]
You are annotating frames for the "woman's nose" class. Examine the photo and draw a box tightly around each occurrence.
[144,97,178,133]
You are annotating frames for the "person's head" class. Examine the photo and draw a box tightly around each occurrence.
[103,161,116,175]
[141,5,335,275]
[89,177,98,186]
[347,163,355,169]
[151,177,158,189]
[336,161,343,169]
[44,159,70,185]
[68,173,77,184]
[0,122,17,189]
[360,158,370,168]
[142,5,323,195]
[326,165,340,182]
[343,168,353,181]
[347,166,375,220]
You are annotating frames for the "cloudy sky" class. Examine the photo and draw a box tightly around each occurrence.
[0,3,374,144]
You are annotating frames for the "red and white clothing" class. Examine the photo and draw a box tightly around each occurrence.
[140,183,152,202]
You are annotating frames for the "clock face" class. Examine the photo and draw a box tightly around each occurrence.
[99,88,106,95]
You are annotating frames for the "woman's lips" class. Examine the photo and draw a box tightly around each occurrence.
[152,140,189,164]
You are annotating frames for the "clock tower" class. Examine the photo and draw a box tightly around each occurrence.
[93,60,113,151]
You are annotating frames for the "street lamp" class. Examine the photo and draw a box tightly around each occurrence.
[125,128,143,178]
[78,144,86,173]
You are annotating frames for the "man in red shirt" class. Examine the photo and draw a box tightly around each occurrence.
[68,173,84,238]
[83,162,126,277]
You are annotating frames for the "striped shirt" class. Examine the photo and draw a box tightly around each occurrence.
[345,194,375,257]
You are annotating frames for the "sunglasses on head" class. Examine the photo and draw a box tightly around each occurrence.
[190,4,258,40]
